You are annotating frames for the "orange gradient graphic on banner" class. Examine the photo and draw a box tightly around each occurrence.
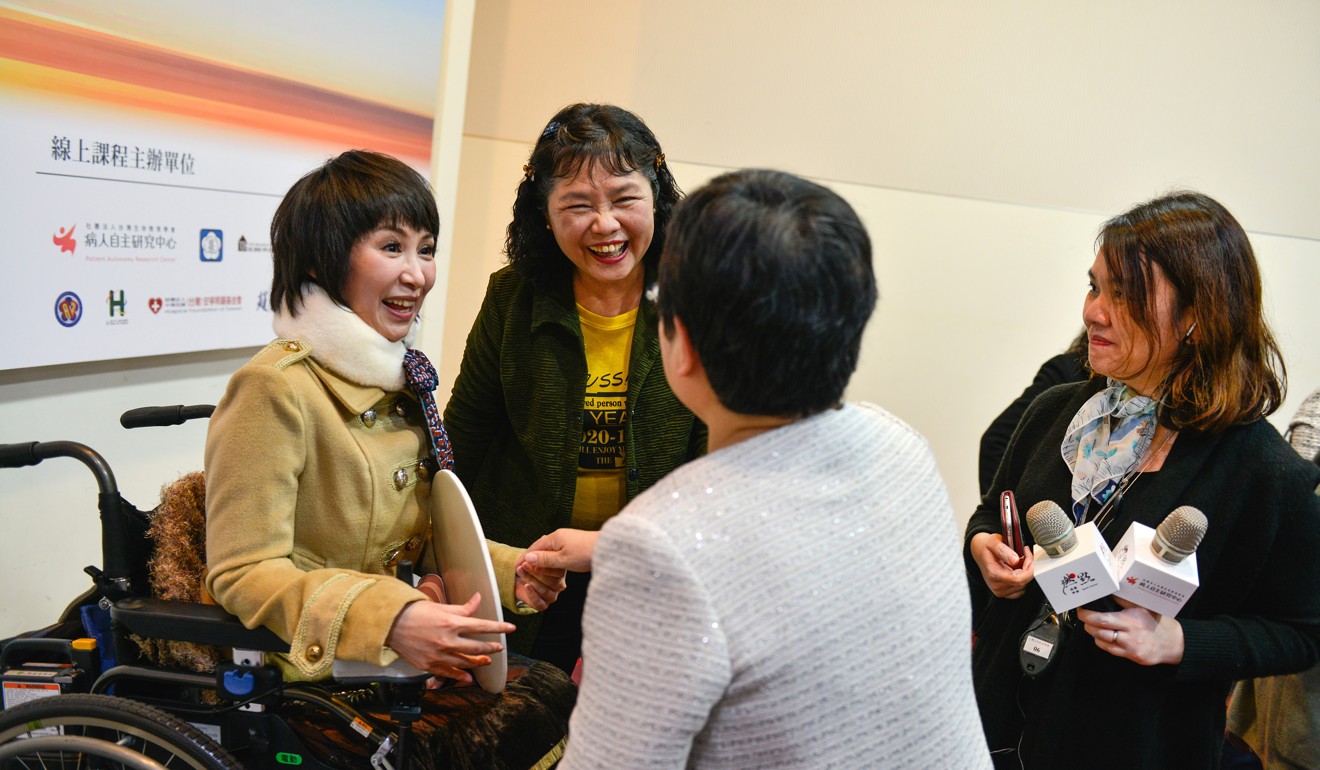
[0,6,432,163]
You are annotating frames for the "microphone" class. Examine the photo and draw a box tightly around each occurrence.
[1151,506,1208,564]
[1024,500,1119,612]
[1111,506,1207,617]
[1026,501,1076,558]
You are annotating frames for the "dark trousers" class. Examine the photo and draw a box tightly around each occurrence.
[530,570,591,675]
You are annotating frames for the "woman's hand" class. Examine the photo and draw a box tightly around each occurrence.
[513,563,567,611]
[970,532,1035,599]
[385,593,516,682]
[1077,597,1185,666]
[520,528,600,573]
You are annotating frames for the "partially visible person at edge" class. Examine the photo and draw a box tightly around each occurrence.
[978,329,1089,496]
[205,151,574,768]
[442,104,705,672]
[965,191,1320,770]
[554,169,992,769]
[1225,385,1320,770]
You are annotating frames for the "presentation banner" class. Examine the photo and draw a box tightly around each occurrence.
[0,1,445,370]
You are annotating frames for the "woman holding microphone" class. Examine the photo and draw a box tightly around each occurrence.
[965,191,1320,769]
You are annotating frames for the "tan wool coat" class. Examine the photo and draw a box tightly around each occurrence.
[205,338,521,680]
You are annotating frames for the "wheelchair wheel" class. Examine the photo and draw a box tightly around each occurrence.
[0,734,167,770]
[0,693,240,770]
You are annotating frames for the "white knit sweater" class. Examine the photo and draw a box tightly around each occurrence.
[561,403,992,769]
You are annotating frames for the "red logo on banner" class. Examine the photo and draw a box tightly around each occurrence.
[148,297,163,314]
[53,225,77,254]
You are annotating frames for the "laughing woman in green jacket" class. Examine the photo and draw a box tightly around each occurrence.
[444,104,705,672]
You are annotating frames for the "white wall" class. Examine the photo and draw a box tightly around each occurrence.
[4,0,1317,638]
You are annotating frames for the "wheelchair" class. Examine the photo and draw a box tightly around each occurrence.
[0,405,566,770]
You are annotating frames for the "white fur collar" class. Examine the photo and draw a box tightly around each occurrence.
[272,284,418,391]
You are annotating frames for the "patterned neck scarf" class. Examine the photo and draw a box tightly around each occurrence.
[1060,379,1157,523]
[402,349,454,470]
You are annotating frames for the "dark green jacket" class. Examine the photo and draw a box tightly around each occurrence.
[444,267,705,647]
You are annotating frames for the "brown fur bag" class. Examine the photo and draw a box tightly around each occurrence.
[133,470,224,673]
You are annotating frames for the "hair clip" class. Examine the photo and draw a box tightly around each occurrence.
[541,121,559,139]
[522,163,535,182]
[654,152,666,172]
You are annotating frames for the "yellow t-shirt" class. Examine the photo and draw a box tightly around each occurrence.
[571,303,637,530]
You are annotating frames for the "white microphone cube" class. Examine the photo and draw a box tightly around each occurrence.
[1032,522,1120,613]
[1111,522,1199,617]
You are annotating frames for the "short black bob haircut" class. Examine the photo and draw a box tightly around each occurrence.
[657,169,877,417]
[270,150,439,315]
[506,103,681,290]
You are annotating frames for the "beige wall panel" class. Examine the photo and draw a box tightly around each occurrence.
[466,0,1320,240]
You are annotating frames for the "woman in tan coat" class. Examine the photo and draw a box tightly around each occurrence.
[204,151,573,768]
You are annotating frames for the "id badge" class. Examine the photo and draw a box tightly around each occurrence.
[1020,603,1067,678]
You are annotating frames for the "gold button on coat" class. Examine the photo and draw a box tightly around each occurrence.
[361,409,377,428]
[392,468,408,489]
[305,643,323,663]
[283,341,301,352]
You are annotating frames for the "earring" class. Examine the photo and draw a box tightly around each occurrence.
[1182,322,1197,343]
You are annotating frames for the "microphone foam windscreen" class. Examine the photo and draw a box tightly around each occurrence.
[1026,500,1076,556]
[1152,506,1208,563]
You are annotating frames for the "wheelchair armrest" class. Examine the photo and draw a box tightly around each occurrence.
[111,597,290,653]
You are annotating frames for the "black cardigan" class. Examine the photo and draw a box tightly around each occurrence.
[964,379,1320,770]
[977,352,1088,495]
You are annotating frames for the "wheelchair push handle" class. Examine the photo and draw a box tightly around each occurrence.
[0,441,40,468]
[0,440,117,495]
[120,404,214,429]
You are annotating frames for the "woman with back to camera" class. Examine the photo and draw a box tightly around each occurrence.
[205,150,573,768]
[965,191,1320,769]
[443,104,704,672]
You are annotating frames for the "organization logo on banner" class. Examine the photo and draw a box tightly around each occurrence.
[76,223,180,264]
[237,235,272,253]
[149,295,243,314]
[200,229,223,262]
[55,291,82,327]
[107,290,128,326]
[53,225,77,255]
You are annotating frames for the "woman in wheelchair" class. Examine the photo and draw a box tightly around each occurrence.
[203,150,575,768]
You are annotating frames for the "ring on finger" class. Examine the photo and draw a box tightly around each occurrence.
[1111,629,1119,643]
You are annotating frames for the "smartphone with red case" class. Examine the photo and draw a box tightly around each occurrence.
[1000,490,1026,562]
